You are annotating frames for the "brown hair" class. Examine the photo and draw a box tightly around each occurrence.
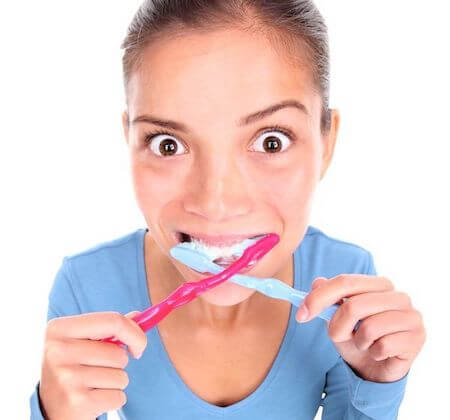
[121,0,332,133]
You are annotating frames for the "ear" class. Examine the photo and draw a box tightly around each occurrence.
[320,108,340,181]
[122,110,130,146]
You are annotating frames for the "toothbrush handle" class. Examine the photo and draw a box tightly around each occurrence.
[266,286,361,331]
[229,276,362,331]
[102,233,279,346]
[318,302,362,331]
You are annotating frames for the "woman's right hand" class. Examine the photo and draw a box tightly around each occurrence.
[38,311,147,420]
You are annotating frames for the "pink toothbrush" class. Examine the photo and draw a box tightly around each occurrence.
[102,233,279,346]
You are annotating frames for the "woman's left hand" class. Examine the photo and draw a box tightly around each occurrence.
[296,274,426,383]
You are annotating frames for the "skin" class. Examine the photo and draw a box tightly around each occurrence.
[39,311,147,419]
[123,27,332,319]
[121,26,425,392]
[38,24,426,418]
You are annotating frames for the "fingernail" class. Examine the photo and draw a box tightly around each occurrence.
[296,304,309,323]
[135,351,143,359]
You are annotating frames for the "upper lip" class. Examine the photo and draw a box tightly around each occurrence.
[176,230,267,247]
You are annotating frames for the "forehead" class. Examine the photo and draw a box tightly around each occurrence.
[127,28,319,124]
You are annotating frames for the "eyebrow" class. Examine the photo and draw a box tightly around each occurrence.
[130,99,308,133]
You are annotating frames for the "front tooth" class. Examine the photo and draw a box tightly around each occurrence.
[190,237,249,259]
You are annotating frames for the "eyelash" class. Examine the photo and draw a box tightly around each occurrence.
[142,124,298,155]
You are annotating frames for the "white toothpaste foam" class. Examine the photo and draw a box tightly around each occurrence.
[185,237,258,261]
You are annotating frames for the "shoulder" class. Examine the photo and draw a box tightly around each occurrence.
[66,229,143,260]
[304,225,372,258]
[63,228,145,276]
[298,226,376,289]
[49,228,147,315]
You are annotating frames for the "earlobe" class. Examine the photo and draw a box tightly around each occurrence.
[320,109,340,180]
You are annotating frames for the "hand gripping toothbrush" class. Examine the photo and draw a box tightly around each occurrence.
[170,238,361,331]
[102,233,279,346]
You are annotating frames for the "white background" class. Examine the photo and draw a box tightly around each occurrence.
[1,1,448,418]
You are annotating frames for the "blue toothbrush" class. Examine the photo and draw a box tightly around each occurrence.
[170,241,361,329]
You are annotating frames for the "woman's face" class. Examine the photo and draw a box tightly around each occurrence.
[123,28,339,306]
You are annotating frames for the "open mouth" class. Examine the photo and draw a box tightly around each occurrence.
[175,231,267,268]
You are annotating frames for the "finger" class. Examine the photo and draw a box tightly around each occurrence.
[311,277,328,290]
[47,312,147,359]
[77,365,129,390]
[353,310,423,351]
[121,311,148,357]
[310,278,344,313]
[368,330,424,362]
[300,274,394,322]
[48,338,130,369]
[88,388,127,416]
[328,291,413,342]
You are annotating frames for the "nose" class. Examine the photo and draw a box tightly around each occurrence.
[182,156,253,222]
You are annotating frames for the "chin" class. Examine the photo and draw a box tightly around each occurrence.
[198,281,257,306]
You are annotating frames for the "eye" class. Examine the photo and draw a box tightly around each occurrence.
[249,127,294,154]
[144,131,187,157]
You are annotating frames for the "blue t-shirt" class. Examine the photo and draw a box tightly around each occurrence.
[30,225,408,419]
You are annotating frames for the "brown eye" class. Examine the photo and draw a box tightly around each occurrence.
[250,130,293,154]
[147,134,187,157]
[160,139,177,155]
[263,136,281,153]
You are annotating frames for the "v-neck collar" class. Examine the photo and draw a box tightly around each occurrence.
[135,228,301,415]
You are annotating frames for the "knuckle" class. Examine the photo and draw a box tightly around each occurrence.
[44,340,62,364]
[341,275,357,290]
[110,312,127,333]
[119,370,130,389]
[357,322,375,344]
[46,318,60,338]
[303,294,314,310]
[381,276,394,290]
[115,348,129,368]
[340,300,356,318]
[414,309,424,325]
[140,334,148,353]
[65,389,86,410]
[398,291,412,307]
[373,337,389,359]
[327,323,339,342]
[111,390,127,409]
[334,274,347,284]
[58,366,76,387]
[421,326,427,344]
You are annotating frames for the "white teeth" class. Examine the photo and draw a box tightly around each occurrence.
[191,237,247,256]
[186,236,256,261]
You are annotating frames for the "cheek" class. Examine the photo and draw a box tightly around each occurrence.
[261,158,319,212]
[130,158,182,213]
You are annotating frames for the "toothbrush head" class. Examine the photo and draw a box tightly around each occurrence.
[175,236,263,262]
[244,233,279,265]
[170,245,219,274]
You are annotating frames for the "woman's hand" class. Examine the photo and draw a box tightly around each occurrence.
[296,274,426,383]
[39,310,147,420]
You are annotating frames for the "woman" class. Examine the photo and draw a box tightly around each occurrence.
[30,1,426,419]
